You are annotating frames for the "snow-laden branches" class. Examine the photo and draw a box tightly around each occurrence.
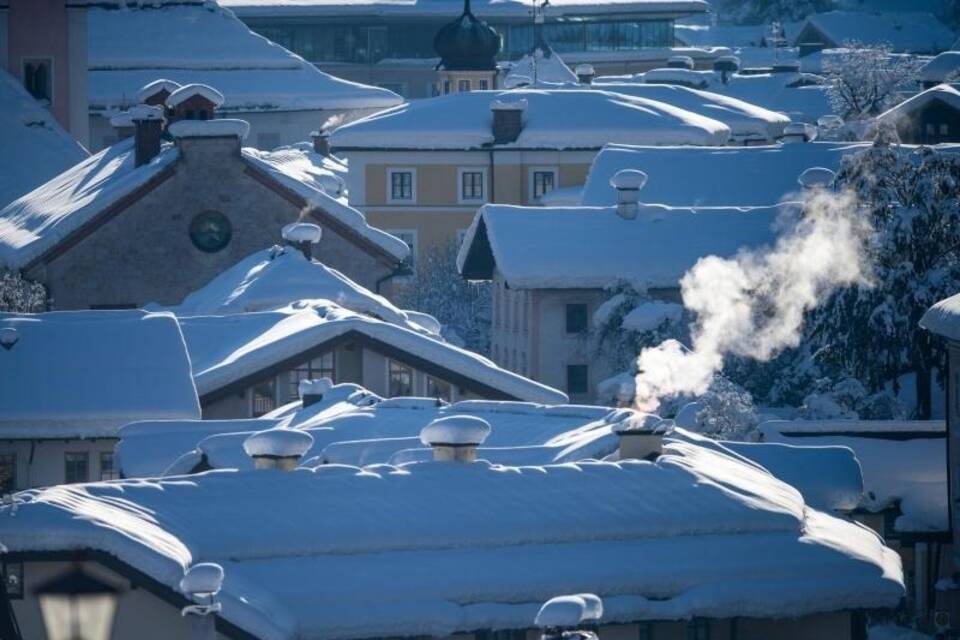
[823,42,924,120]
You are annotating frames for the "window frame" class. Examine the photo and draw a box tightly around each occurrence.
[2,562,23,600]
[457,167,488,204]
[387,168,417,204]
[528,166,559,203]
[287,352,336,403]
[387,359,415,397]
[458,79,471,92]
[64,451,90,484]
[251,377,278,417]
[22,56,54,105]
[99,451,119,481]
[565,302,588,334]
[566,364,589,395]
[0,453,16,494]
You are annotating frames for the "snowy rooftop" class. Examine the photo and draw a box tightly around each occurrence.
[580,142,869,207]
[920,292,960,342]
[87,3,401,113]
[877,84,960,125]
[0,311,200,438]
[0,138,404,269]
[220,0,709,19]
[0,71,89,210]
[0,436,903,640]
[457,203,781,289]
[503,49,579,87]
[178,301,567,404]
[581,83,791,142]
[330,89,731,150]
[919,51,960,83]
[761,420,948,533]
[796,11,955,53]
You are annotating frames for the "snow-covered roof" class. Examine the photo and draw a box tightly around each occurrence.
[761,420,947,533]
[921,292,960,341]
[169,119,250,139]
[582,83,791,141]
[87,3,401,114]
[166,83,225,108]
[220,0,709,19]
[0,310,200,438]
[580,142,869,207]
[458,203,781,289]
[0,138,404,269]
[796,11,955,53]
[876,83,960,124]
[504,49,579,88]
[0,71,89,210]
[172,246,427,331]
[0,139,179,269]
[179,301,567,404]
[0,435,903,640]
[331,89,731,150]
[919,51,960,83]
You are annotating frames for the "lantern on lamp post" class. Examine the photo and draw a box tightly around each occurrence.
[34,566,120,640]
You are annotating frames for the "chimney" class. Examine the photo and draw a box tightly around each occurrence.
[490,98,527,144]
[420,415,491,462]
[575,63,595,85]
[609,169,647,219]
[131,105,164,167]
[613,413,666,460]
[310,130,330,156]
[243,429,314,471]
[535,594,604,640]
[299,377,333,408]
[797,166,835,190]
[781,122,816,144]
[109,111,135,141]
[281,223,323,260]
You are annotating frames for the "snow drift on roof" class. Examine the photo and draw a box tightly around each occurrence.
[798,11,955,53]
[0,437,902,640]
[0,139,178,269]
[920,51,960,83]
[922,293,960,341]
[87,4,401,113]
[331,89,731,150]
[580,142,869,207]
[877,83,960,124]
[0,70,89,210]
[0,310,200,437]
[457,203,781,289]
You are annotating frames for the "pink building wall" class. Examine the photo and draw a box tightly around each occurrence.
[7,0,71,129]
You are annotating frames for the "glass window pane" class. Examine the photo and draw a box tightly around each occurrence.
[566,364,588,394]
[65,452,89,484]
[389,360,414,396]
[252,378,277,417]
[99,452,118,481]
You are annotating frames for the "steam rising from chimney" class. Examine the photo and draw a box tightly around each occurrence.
[632,188,873,412]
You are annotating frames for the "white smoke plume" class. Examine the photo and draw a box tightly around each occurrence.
[633,188,873,412]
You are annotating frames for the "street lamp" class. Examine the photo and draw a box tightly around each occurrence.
[34,566,120,640]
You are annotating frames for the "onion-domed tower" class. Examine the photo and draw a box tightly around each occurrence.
[433,0,501,94]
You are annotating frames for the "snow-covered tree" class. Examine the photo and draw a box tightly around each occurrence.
[822,42,924,120]
[673,377,762,441]
[806,140,960,418]
[0,268,46,313]
[715,0,833,25]
[395,240,491,355]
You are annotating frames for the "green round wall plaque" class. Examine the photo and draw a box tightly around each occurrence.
[189,210,232,253]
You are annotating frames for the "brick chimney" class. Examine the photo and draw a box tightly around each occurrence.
[131,105,164,167]
[491,98,526,144]
[420,415,491,462]
[613,414,666,460]
[282,223,323,260]
[575,64,595,85]
[609,169,647,219]
[243,429,314,471]
[310,130,330,156]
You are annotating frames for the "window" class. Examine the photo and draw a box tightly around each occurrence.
[927,123,936,136]
[23,58,52,103]
[0,454,15,494]
[686,619,709,640]
[257,132,281,150]
[458,79,471,92]
[638,622,654,640]
[3,563,23,600]
[287,352,336,402]
[388,360,414,396]
[64,452,89,484]
[566,364,589,395]
[566,303,588,333]
[386,229,418,273]
[387,169,416,203]
[443,80,452,94]
[941,123,950,136]
[426,376,453,401]
[530,168,557,201]
[251,378,277,417]
[479,79,489,90]
[430,82,441,97]
[99,451,119,481]
[459,169,486,202]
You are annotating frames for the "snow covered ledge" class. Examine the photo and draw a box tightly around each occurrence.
[168,119,250,141]
[243,429,314,470]
[420,415,491,463]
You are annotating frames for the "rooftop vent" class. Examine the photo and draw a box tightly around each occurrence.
[0,327,19,351]
[797,166,835,189]
[667,55,695,70]
[535,594,603,640]
[243,429,314,471]
[782,122,817,144]
[575,63,596,85]
[282,223,322,260]
[180,562,224,630]
[713,55,740,84]
[420,415,491,462]
[609,169,647,219]
[299,377,333,408]
[613,413,667,460]
[310,129,330,156]
[490,98,526,145]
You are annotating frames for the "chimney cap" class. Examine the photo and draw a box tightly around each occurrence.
[179,563,224,599]
[491,97,528,112]
[243,429,314,460]
[535,594,604,629]
[612,412,666,435]
[609,169,647,191]
[574,63,595,75]
[282,223,323,245]
[420,415,491,447]
[797,166,835,189]
[130,104,164,122]
[136,78,182,103]
[166,83,225,109]
[299,377,333,399]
